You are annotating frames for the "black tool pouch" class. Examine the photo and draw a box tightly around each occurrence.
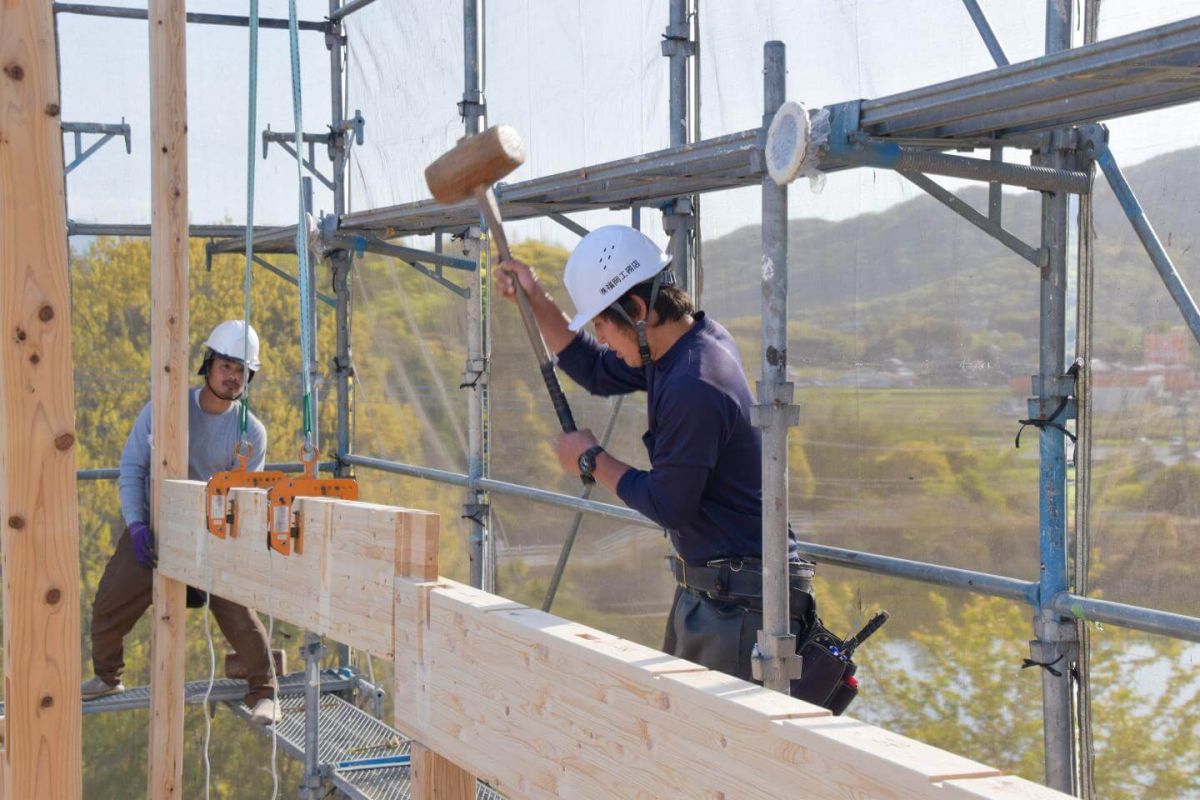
[792,623,858,715]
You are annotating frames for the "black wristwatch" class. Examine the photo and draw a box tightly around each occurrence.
[577,445,605,480]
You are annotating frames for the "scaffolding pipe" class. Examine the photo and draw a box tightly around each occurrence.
[340,452,1200,642]
[1034,1,1077,793]
[68,222,279,239]
[342,453,651,526]
[52,3,327,31]
[462,0,492,592]
[664,0,693,292]
[795,542,1037,603]
[327,0,354,670]
[76,461,337,481]
[1052,593,1200,644]
[753,42,800,694]
[961,0,1010,66]
[328,0,378,22]
[300,633,324,799]
[1094,148,1200,347]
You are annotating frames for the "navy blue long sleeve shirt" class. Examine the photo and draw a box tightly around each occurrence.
[557,313,788,565]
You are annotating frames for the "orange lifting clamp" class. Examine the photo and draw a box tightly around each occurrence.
[206,443,286,539]
[265,447,357,556]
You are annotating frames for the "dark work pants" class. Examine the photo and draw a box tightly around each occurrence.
[90,527,278,705]
[663,586,808,691]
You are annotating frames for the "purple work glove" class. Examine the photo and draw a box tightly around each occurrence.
[129,521,157,570]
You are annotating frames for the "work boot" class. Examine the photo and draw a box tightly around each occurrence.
[81,675,125,701]
[249,697,282,726]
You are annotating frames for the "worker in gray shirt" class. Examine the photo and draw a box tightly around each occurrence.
[81,320,281,725]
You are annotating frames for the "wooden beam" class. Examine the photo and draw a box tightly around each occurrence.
[156,479,1065,799]
[410,743,476,800]
[146,0,189,797]
[0,2,83,798]
[156,480,440,659]
[394,578,1072,800]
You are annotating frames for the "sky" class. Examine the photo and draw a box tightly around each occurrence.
[56,0,1200,251]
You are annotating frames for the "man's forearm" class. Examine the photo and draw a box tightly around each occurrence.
[592,451,632,496]
[527,286,576,355]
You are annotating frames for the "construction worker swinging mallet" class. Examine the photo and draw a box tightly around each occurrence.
[428,124,872,710]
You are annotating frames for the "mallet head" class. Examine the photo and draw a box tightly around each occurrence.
[425,125,525,204]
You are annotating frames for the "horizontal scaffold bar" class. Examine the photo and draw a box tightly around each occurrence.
[346,452,1200,643]
[52,3,328,32]
[1053,592,1200,643]
[77,461,338,481]
[210,17,1200,251]
[860,15,1200,138]
[68,221,288,240]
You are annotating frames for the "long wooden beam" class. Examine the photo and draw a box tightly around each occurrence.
[393,578,1073,800]
[157,481,439,659]
[157,480,1069,799]
[147,0,189,796]
[0,2,83,797]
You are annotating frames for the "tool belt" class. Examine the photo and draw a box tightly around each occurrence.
[668,556,816,624]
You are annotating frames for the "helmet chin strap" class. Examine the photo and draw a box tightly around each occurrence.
[609,269,674,373]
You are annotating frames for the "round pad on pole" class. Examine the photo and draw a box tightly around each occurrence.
[765,101,811,186]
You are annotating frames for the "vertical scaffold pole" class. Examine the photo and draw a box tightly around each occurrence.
[752,42,801,694]
[299,632,326,799]
[1033,0,1077,793]
[463,0,492,591]
[328,1,354,669]
[663,0,695,291]
[328,0,353,481]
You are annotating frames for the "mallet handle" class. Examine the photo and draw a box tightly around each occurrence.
[473,186,585,446]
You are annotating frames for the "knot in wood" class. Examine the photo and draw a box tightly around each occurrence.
[3,63,23,81]
[38,304,55,322]
[7,515,25,530]
[55,432,75,451]
[44,103,60,117]
[45,588,62,605]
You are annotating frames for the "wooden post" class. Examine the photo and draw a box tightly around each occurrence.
[410,743,476,800]
[0,2,83,798]
[391,513,475,800]
[146,0,189,797]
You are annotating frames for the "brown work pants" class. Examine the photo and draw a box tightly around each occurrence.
[90,527,277,705]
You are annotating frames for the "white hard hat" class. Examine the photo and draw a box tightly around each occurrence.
[563,225,672,332]
[202,320,261,371]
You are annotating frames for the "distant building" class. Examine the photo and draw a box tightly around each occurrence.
[1145,332,1190,366]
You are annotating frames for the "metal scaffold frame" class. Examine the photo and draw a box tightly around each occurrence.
[51,1,1200,796]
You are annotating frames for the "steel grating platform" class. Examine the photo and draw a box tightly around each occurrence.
[0,670,354,717]
[230,692,504,800]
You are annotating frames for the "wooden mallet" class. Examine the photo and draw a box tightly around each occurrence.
[425,126,586,455]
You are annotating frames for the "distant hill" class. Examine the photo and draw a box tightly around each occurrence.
[698,146,1200,377]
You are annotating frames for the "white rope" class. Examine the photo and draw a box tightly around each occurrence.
[202,594,216,800]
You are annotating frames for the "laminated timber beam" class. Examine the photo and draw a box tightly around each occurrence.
[157,480,438,660]
[156,479,1070,800]
[0,2,83,797]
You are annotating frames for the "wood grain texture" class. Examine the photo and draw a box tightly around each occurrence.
[146,0,189,796]
[393,579,1071,800]
[156,480,439,659]
[0,1,83,797]
[410,742,476,800]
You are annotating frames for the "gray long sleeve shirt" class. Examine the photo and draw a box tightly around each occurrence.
[118,387,267,526]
